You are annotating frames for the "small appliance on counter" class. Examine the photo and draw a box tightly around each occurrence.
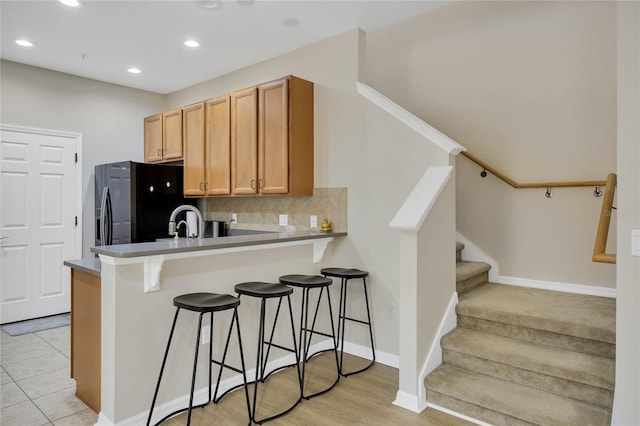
[95,161,195,246]
[203,221,228,238]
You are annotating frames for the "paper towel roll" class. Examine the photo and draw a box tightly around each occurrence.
[186,211,197,238]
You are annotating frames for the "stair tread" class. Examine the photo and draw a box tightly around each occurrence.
[442,328,614,390]
[456,261,490,282]
[457,283,615,344]
[426,365,611,426]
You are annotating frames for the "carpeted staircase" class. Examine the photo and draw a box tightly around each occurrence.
[425,242,616,426]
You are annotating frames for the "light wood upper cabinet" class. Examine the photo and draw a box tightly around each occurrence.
[183,96,231,197]
[175,75,313,197]
[162,109,183,160]
[144,114,163,162]
[230,75,313,196]
[206,95,231,196]
[182,103,205,196]
[144,108,183,163]
[231,87,258,195]
[258,78,289,194]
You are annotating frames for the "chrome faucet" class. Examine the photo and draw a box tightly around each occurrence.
[168,205,204,239]
[175,220,191,239]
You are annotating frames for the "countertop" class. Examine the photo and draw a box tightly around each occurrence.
[91,230,346,259]
[64,257,101,276]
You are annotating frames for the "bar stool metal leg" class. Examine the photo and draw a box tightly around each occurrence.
[248,294,301,424]
[212,308,251,424]
[147,308,181,426]
[299,286,340,399]
[323,269,376,377]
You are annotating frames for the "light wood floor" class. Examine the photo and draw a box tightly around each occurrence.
[163,353,474,426]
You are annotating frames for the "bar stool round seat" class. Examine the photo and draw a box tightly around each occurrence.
[321,268,368,279]
[235,282,294,299]
[147,293,251,426]
[321,267,375,377]
[279,274,340,400]
[278,274,332,288]
[173,292,240,312]
[234,282,301,424]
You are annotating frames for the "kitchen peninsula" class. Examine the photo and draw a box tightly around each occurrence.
[73,230,345,425]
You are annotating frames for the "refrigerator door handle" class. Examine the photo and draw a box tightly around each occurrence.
[105,188,113,246]
[99,187,108,245]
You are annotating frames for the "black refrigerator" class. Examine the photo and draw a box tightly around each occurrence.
[95,161,194,246]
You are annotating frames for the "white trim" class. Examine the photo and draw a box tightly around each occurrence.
[356,82,466,156]
[497,275,616,298]
[455,232,500,282]
[390,166,452,231]
[419,292,458,406]
[428,403,491,426]
[341,341,399,368]
[393,390,428,413]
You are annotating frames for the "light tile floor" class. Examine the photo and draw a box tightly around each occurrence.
[0,326,98,426]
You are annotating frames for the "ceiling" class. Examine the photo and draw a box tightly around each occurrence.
[1,0,447,94]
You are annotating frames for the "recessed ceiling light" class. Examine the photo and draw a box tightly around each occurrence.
[283,18,300,28]
[200,0,222,9]
[128,67,141,74]
[59,0,83,7]
[184,40,200,48]
[15,39,34,47]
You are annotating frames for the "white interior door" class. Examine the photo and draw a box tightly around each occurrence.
[0,126,80,324]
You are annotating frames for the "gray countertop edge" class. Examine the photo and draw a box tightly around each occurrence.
[90,231,347,259]
[64,258,101,276]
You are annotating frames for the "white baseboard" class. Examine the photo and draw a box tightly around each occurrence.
[393,390,428,413]
[428,403,491,426]
[497,275,616,298]
[341,340,398,368]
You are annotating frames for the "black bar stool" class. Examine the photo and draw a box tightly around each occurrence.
[234,282,302,424]
[278,274,340,399]
[321,268,375,377]
[147,293,251,426]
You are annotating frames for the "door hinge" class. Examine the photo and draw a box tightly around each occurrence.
[75,153,78,163]
[75,216,78,226]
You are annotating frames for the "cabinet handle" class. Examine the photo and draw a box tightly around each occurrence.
[204,182,208,191]
[157,148,162,157]
[199,182,203,191]
[250,179,255,189]
[258,179,263,189]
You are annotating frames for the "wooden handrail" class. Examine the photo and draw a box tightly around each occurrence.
[593,173,617,264]
[461,151,607,188]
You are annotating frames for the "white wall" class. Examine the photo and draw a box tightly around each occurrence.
[0,60,167,257]
[364,1,617,288]
[612,2,640,424]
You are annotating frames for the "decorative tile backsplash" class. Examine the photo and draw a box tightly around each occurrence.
[202,188,347,232]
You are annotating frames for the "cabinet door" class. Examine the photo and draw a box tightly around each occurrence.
[205,95,231,196]
[182,103,205,196]
[231,87,258,195]
[162,108,183,160]
[144,114,163,162]
[258,78,289,194]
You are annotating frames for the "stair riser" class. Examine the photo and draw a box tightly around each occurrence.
[457,272,488,296]
[443,350,614,409]
[458,315,615,360]
[427,390,536,426]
